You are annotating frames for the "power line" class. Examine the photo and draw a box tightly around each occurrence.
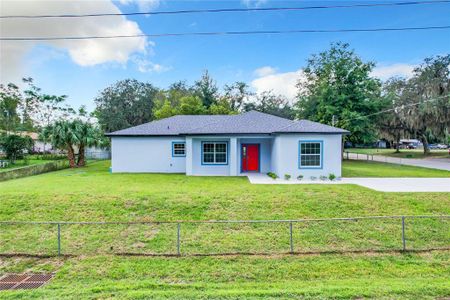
[1,0,449,19]
[2,25,450,41]
[342,94,450,123]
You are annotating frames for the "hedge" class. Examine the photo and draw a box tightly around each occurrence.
[0,160,70,182]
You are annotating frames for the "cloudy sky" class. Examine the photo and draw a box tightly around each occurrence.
[1,0,449,111]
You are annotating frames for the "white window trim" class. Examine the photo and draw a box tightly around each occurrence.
[172,142,186,157]
[202,142,228,165]
[299,141,323,169]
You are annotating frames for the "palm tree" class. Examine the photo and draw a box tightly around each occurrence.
[46,120,78,167]
[73,120,99,167]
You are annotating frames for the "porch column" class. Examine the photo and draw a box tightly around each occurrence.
[186,137,193,175]
[229,137,238,176]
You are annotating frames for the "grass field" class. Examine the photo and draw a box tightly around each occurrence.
[0,160,449,299]
[347,148,449,159]
[343,160,450,177]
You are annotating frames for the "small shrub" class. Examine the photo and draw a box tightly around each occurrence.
[284,174,291,180]
[319,175,328,181]
[297,175,304,181]
[267,172,278,180]
[310,176,317,181]
[328,173,336,181]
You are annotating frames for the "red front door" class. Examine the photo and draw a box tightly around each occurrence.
[242,144,259,172]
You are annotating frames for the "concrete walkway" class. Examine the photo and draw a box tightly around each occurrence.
[247,173,450,192]
[346,152,450,171]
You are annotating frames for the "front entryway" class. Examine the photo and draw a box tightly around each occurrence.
[241,144,260,172]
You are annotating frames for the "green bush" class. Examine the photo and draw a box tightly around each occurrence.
[0,160,69,182]
[297,175,304,180]
[0,135,34,162]
[284,174,291,180]
[267,172,278,180]
[329,173,336,181]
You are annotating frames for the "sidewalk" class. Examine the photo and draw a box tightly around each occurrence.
[346,152,450,171]
[247,173,450,192]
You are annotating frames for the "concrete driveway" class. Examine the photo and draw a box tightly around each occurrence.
[247,173,450,192]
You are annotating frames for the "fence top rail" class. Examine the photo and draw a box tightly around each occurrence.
[0,215,448,225]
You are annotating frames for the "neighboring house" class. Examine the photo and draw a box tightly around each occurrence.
[19,131,54,153]
[106,111,349,177]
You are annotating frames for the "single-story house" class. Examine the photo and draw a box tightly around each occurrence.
[106,111,349,177]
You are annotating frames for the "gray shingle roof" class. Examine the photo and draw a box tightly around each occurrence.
[106,111,349,136]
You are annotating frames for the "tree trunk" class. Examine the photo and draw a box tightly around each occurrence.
[67,144,76,168]
[77,144,86,167]
[395,133,400,153]
[421,134,430,155]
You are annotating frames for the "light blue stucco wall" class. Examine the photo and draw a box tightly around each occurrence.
[111,136,186,173]
[270,134,343,178]
[186,135,273,176]
[190,137,232,176]
[111,134,342,177]
[238,138,272,174]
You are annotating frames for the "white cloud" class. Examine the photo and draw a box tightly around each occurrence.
[131,56,171,73]
[251,67,306,100]
[0,0,158,83]
[241,0,268,8]
[253,66,277,77]
[371,63,416,80]
[118,0,161,12]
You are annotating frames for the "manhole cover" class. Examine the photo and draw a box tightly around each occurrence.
[0,274,54,290]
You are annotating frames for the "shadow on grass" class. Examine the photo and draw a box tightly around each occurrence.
[1,247,449,259]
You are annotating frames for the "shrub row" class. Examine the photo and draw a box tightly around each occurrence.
[0,160,69,182]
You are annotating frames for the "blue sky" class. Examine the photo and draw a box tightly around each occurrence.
[1,0,450,112]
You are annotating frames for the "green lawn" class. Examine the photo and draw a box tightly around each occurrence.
[0,160,449,299]
[343,160,450,177]
[347,148,450,159]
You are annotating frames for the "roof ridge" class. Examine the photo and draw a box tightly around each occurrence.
[275,119,303,131]
[181,114,239,134]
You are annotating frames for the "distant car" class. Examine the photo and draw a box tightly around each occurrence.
[436,144,448,149]
[429,144,438,149]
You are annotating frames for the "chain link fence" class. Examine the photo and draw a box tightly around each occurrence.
[0,216,448,256]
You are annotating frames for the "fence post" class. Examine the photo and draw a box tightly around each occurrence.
[367,154,369,161]
[401,216,406,251]
[57,223,61,256]
[289,222,294,254]
[177,223,181,256]
[346,151,349,160]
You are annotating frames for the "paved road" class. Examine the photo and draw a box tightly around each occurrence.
[346,152,450,171]
[247,173,450,192]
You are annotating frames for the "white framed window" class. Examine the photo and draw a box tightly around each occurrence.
[299,141,322,168]
[202,142,228,165]
[172,142,186,157]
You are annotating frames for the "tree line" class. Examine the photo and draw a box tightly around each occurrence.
[93,70,296,134]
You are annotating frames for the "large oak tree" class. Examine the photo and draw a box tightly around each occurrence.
[295,42,385,144]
